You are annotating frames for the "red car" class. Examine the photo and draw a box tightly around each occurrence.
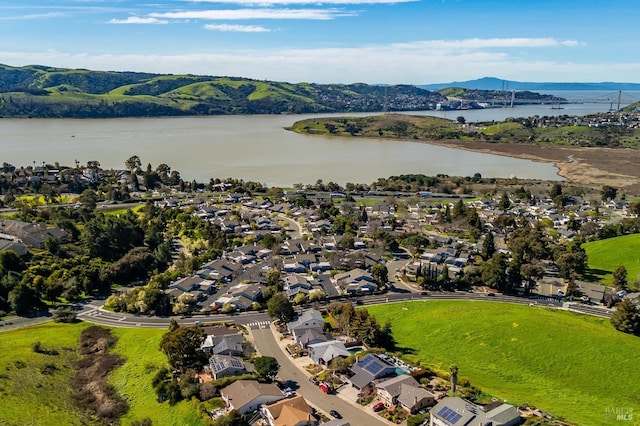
[372,402,385,412]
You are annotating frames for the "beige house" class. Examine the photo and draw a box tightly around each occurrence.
[375,375,435,413]
[260,395,317,426]
[221,380,284,414]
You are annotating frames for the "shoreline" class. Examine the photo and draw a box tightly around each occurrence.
[404,138,640,193]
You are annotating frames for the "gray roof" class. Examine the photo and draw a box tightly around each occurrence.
[396,384,435,409]
[376,375,420,398]
[287,309,323,330]
[222,380,283,412]
[430,397,520,426]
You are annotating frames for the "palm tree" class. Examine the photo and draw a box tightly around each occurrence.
[449,365,458,394]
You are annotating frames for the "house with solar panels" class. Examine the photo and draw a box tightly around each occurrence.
[348,353,396,395]
[208,355,250,379]
[430,397,520,426]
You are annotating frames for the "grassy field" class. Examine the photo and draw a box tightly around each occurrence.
[0,323,204,426]
[109,327,206,426]
[0,322,91,425]
[583,234,640,285]
[367,300,640,426]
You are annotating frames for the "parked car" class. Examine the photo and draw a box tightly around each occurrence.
[420,291,429,296]
[329,410,342,419]
[372,402,385,412]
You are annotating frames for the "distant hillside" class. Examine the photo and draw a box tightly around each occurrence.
[420,77,640,91]
[0,64,446,118]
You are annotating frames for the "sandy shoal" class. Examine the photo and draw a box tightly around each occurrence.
[415,139,640,195]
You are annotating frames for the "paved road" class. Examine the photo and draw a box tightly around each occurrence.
[251,327,388,426]
[3,288,606,332]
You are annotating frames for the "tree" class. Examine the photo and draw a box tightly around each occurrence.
[0,250,25,272]
[293,292,308,306]
[267,292,294,323]
[481,253,508,291]
[481,232,495,260]
[329,357,350,373]
[264,269,281,287]
[601,185,618,202]
[451,199,466,219]
[613,265,628,291]
[550,183,563,199]
[610,298,640,336]
[78,188,97,210]
[449,365,458,394]
[254,356,279,382]
[8,282,41,315]
[159,325,207,372]
[456,116,466,124]
[125,155,142,172]
[370,263,389,285]
[498,192,511,212]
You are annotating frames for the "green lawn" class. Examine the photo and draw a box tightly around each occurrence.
[583,234,640,285]
[0,323,204,426]
[368,301,640,426]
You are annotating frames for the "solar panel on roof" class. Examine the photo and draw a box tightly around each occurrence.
[448,411,462,423]
[437,407,462,423]
[438,407,452,418]
[367,361,384,374]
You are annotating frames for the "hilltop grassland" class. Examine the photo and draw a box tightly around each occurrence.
[367,300,640,426]
[583,234,640,285]
[288,114,640,194]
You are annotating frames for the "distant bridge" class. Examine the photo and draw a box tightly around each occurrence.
[469,91,640,110]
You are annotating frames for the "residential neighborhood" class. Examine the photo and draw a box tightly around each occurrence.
[2,160,640,426]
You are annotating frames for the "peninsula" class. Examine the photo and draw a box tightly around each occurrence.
[287,113,640,194]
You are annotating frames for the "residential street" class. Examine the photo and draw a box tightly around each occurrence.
[251,326,389,426]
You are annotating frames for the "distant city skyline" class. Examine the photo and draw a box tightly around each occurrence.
[1,0,639,84]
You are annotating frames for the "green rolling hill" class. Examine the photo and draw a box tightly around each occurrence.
[0,64,445,118]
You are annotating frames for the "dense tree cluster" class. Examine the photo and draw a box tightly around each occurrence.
[326,301,395,350]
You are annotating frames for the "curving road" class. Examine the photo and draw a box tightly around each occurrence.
[251,327,388,426]
[2,289,610,333]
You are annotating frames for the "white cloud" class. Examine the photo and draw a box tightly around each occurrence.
[0,12,64,20]
[192,0,415,4]
[0,38,635,85]
[204,23,270,32]
[107,16,169,24]
[150,8,353,20]
[391,37,581,50]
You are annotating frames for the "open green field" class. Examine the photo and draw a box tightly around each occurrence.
[0,322,91,425]
[109,327,205,426]
[583,234,640,285]
[368,300,640,426]
[0,323,203,426]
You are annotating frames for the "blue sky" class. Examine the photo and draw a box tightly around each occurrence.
[0,0,638,84]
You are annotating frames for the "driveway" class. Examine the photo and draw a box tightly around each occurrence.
[251,327,389,426]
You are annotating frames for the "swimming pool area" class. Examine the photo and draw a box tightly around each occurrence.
[347,347,365,355]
